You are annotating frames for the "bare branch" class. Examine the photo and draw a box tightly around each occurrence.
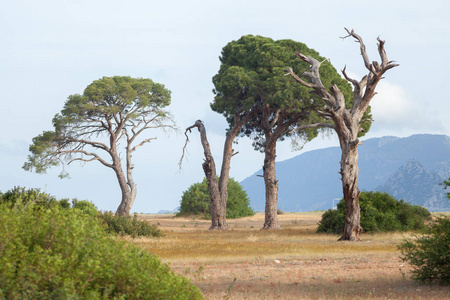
[341,28,372,72]
[67,137,110,152]
[62,149,113,168]
[284,67,314,88]
[341,65,359,88]
[130,137,157,153]
[288,122,335,134]
[270,109,281,128]
[359,118,374,124]
[179,120,202,168]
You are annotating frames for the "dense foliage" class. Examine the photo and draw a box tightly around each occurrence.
[0,187,162,238]
[178,178,254,219]
[212,35,371,148]
[317,192,431,233]
[399,217,450,285]
[0,203,202,299]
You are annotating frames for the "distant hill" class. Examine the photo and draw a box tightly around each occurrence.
[240,134,450,212]
[157,206,180,214]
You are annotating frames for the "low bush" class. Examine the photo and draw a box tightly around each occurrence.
[399,217,450,285]
[317,191,432,233]
[99,211,163,238]
[0,203,202,299]
[177,177,255,219]
[0,187,161,238]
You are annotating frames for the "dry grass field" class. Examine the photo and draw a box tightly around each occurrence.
[129,212,450,299]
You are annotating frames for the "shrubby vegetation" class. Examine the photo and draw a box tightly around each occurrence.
[178,178,254,219]
[399,217,450,285]
[99,212,162,238]
[317,191,431,233]
[0,187,162,238]
[0,202,202,299]
[0,186,59,208]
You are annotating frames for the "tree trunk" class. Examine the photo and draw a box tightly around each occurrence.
[183,114,251,230]
[217,119,244,229]
[187,120,225,230]
[216,132,233,230]
[338,139,362,241]
[115,166,136,216]
[262,138,280,229]
[202,157,225,230]
[285,28,398,241]
[102,138,135,216]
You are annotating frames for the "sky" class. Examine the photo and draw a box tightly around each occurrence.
[1,0,449,213]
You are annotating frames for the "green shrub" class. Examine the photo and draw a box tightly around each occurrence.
[0,187,161,238]
[0,203,202,299]
[317,191,432,233]
[99,211,163,238]
[177,177,254,219]
[72,198,99,216]
[0,187,99,215]
[316,208,345,233]
[0,186,58,208]
[399,217,450,285]
[178,180,210,217]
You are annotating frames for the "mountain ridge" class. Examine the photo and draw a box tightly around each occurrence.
[240,134,450,212]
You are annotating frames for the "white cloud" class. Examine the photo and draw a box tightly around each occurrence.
[367,81,445,137]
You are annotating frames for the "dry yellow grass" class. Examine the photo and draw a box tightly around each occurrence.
[129,212,449,299]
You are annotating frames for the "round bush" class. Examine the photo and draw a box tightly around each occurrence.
[177,177,254,219]
[317,191,432,234]
[0,204,202,299]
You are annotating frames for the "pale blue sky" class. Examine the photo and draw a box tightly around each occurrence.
[1,0,449,212]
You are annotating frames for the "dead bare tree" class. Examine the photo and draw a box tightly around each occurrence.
[285,28,398,241]
[180,109,254,230]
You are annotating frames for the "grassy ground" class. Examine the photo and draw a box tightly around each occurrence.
[129,212,449,299]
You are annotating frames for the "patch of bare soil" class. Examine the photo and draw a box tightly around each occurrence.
[135,213,450,299]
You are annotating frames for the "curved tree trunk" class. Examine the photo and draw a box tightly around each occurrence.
[114,164,136,216]
[114,141,138,216]
[338,140,362,241]
[262,138,280,229]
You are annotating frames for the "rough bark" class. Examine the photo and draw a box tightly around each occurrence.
[262,137,280,229]
[337,139,362,241]
[285,28,398,241]
[181,110,253,230]
[186,120,224,230]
